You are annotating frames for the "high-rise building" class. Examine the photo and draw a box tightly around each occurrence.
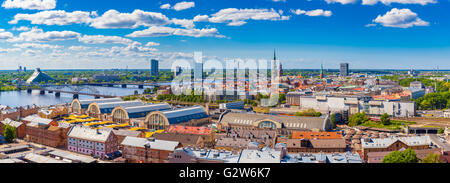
[174,66,182,77]
[24,67,27,72]
[151,59,159,76]
[194,61,203,81]
[340,63,349,77]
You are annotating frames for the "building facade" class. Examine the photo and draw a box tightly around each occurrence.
[67,126,118,157]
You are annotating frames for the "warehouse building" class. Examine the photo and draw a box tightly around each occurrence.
[144,106,210,131]
[87,101,144,118]
[111,103,172,124]
[71,98,122,114]
[218,112,332,135]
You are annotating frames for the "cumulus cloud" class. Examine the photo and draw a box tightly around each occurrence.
[172,18,195,29]
[126,26,225,38]
[145,42,160,47]
[159,2,195,11]
[325,0,357,4]
[78,35,134,45]
[372,8,429,28]
[193,15,209,22]
[90,9,171,29]
[68,46,90,51]
[2,0,56,10]
[9,10,95,26]
[173,1,195,11]
[0,47,21,53]
[13,43,61,49]
[207,8,290,26]
[7,28,80,42]
[290,9,333,17]
[23,49,40,56]
[362,0,437,5]
[0,29,14,39]
[12,26,31,31]
[160,3,171,9]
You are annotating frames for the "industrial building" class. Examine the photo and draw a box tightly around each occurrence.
[144,106,210,130]
[70,98,122,114]
[87,101,144,118]
[218,112,333,134]
[110,103,172,124]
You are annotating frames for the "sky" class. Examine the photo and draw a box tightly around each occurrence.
[0,0,449,70]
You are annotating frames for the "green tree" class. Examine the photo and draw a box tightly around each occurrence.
[348,112,369,127]
[421,153,441,163]
[330,113,337,128]
[3,125,16,143]
[382,149,419,163]
[381,113,390,125]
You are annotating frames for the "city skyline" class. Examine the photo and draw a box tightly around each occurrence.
[0,0,449,70]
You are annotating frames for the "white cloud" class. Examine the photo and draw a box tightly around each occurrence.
[173,1,195,11]
[160,3,171,9]
[90,9,171,29]
[12,26,31,31]
[78,35,134,45]
[126,26,225,38]
[362,0,437,5]
[372,8,429,28]
[272,0,286,2]
[13,43,61,49]
[2,0,56,10]
[145,42,160,47]
[68,46,90,51]
[23,49,40,56]
[0,29,14,39]
[0,47,21,53]
[172,18,195,29]
[325,0,357,4]
[7,28,81,42]
[208,8,290,26]
[193,15,209,22]
[290,9,332,17]
[9,10,95,26]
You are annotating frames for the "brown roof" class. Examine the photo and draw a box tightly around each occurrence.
[292,131,342,140]
[153,133,203,146]
[47,126,60,131]
[286,139,346,149]
[310,139,346,149]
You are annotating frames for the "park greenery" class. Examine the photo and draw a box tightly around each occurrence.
[294,109,322,117]
[382,149,420,163]
[348,112,415,130]
[421,153,442,163]
[3,125,16,143]
[415,91,450,110]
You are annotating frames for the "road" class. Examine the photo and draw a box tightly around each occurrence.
[428,134,450,151]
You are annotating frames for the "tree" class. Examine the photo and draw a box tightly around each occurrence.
[421,153,441,163]
[3,125,16,143]
[348,112,369,127]
[381,113,390,125]
[330,113,337,129]
[382,149,419,163]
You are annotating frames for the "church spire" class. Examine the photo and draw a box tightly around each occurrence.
[274,49,277,61]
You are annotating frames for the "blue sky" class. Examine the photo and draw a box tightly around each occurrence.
[0,0,449,70]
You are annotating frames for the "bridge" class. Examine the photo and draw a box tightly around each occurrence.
[77,82,162,89]
[25,85,119,99]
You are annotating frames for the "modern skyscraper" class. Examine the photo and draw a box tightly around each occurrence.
[151,59,159,76]
[174,66,182,77]
[340,63,349,77]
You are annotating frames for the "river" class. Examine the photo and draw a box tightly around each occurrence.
[0,85,150,107]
